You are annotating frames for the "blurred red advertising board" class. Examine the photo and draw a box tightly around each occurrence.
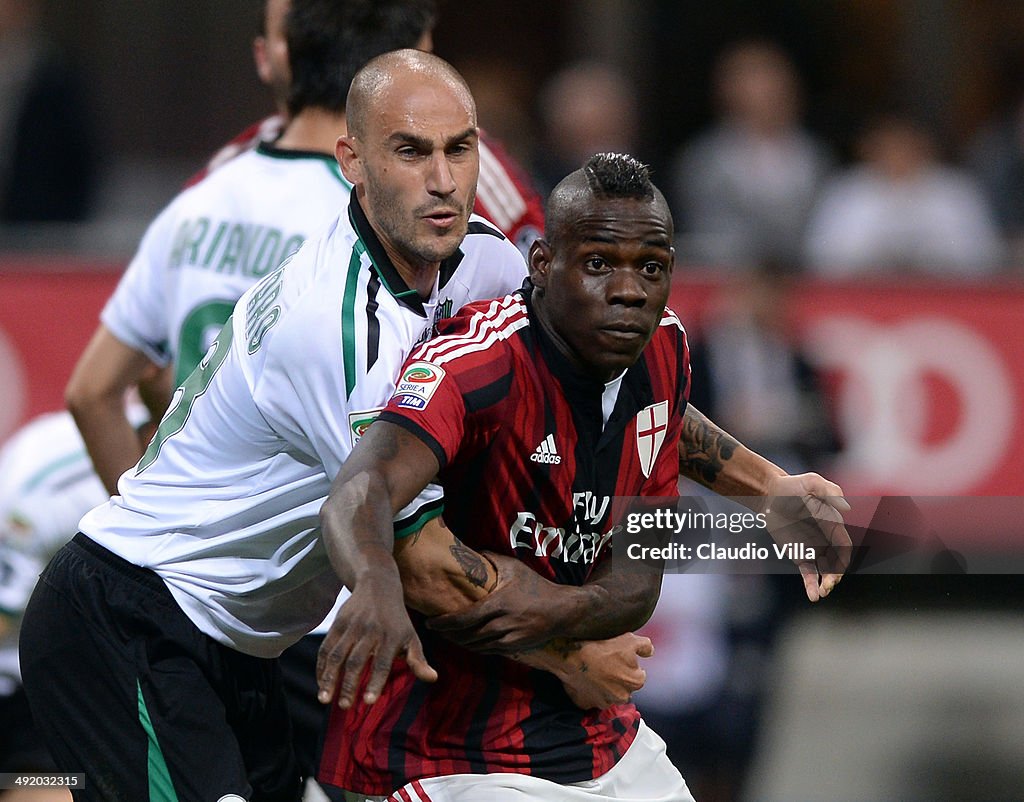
[2,261,1022,495]
[666,274,1024,496]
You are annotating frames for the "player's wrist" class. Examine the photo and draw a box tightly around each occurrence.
[349,550,402,591]
[731,454,788,508]
[517,637,583,681]
[753,450,788,491]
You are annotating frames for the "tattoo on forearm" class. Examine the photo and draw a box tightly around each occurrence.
[679,408,738,487]
[450,541,491,589]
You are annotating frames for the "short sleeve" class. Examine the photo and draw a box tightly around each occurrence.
[101,203,179,366]
[376,359,467,472]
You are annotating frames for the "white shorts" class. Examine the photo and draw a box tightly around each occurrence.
[364,720,695,802]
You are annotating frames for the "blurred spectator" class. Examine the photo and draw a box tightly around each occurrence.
[670,39,833,270]
[804,113,1004,277]
[0,0,98,223]
[533,61,639,194]
[966,86,1024,268]
[457,56,537,170]
[688,268,840,473]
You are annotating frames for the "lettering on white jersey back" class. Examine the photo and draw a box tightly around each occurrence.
[169,217,305,279]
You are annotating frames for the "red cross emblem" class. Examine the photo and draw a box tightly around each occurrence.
[636,401,669,478]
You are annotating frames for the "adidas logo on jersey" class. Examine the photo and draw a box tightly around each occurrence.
[530,433,561,465]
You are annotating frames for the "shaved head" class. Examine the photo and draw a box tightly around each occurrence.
[335,48,480,279]
[347,48,476,139]
[544,153,672,248]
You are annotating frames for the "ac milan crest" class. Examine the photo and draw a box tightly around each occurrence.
[635,401,669,478]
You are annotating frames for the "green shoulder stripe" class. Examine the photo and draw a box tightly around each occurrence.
[138,318,234,475]
[23,450,88,494]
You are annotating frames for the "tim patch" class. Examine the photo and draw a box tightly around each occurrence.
[392,362,447,410]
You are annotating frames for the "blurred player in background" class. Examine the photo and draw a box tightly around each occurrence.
[22,50,529,802]
[66,0,442,495]
[0,404,149,802]
[191,0,544,257]
[0,414,103,802]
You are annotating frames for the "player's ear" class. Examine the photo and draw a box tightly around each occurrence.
[253,36,271,84]
[336,136,361,184]
[528,238,552,291]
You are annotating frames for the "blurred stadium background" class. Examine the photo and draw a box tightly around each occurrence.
[2,1,1023,800]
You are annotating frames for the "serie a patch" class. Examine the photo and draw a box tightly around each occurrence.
[348,408,383,446]
[392,361,447,410]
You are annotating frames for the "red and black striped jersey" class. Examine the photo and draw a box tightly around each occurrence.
[474,133,545,257]
[320,288,690,795]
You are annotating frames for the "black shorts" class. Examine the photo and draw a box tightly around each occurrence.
[0,684,57,772]
[278,634,345,802]
[19,534,301,802]
[277,634,328,778]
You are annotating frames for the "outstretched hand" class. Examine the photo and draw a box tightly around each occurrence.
[316,571,437,709]
[426,552,569,654]
[763,472,852,602]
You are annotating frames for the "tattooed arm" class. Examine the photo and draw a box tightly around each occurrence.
[392,518,499,616]
[426,550,662,655]
[393,516,652,710]
[679,404,853,602]
[678,404,785,496]
[317,420,444,708]
[318,420,649,710]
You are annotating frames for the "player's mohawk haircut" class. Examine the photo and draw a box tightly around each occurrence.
[543,152,670,249]
[582,152,654,200]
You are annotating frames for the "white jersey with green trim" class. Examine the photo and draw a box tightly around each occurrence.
[80,196,528,658]
[0,412,110,692]
[101,143,352,385]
